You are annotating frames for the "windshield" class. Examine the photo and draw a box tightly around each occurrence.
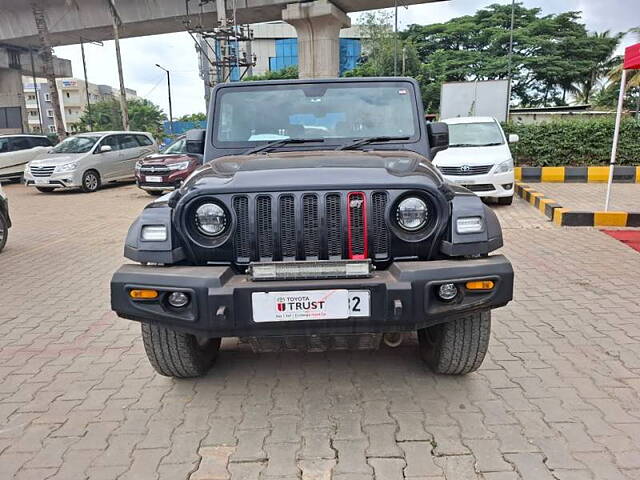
[162,137,187,154]
[214,82,418,145]
[51,135,99,154]
[448,122,504,147]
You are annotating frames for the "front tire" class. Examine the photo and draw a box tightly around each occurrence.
[81,170,101,193]
[146,190,164,196]
[418,311,491,375]
[0,211,7,252]
[36,187,55,193]
[497,195,513,206]
[141,323,221,378]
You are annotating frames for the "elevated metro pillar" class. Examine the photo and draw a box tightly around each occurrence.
[282,0,350,79]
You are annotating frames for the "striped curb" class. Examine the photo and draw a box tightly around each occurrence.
[515,182,640,227]
[514,166,640,183]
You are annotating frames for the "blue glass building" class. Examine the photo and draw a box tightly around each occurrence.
[269,38,361,75]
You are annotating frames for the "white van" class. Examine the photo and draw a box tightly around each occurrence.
[0,135,53,182]
[23,131,157,193]
[433,117,518,205]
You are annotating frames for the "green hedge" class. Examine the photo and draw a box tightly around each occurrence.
[502,118,640,166]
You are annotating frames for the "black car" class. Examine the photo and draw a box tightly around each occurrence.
[111,77,514,378]
[0,183,11,252]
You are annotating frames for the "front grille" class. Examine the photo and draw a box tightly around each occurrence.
[139,165,170,175]
[463,184,495,192]
[348,192,366,259]
[231,191,389,264]
[439,165,493,176]
[30,166,55,177]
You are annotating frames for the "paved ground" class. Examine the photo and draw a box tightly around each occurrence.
[1,182,640,480]
[530,183,640,212]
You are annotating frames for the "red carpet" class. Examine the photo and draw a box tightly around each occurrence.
[602,230,640,253]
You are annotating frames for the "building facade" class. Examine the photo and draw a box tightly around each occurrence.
[199,21,363,105]
[22,76,138,134]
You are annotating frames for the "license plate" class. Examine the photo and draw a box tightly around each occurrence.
[251,289,370,323]
[34,178,49,185]
[452,178,474,184]
[145,176,163,183]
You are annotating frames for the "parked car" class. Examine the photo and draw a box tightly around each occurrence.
[432,117,518,205]
[111,78,514,378]
[135,135,203,196]
[0,183,10,252]
[23,131,157,193]
[0,134,53,182]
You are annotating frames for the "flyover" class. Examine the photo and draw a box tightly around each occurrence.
[0,0,446,133]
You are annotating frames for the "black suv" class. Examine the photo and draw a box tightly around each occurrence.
[111,78,514,378]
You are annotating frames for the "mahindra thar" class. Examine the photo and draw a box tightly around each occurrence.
[111,78,514,378]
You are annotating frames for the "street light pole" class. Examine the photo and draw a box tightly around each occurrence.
[155,64,173,136]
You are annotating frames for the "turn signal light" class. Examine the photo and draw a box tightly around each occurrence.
[465,280,495,291]
[129,289,159,299]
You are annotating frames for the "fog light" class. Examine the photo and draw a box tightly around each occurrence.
[141,225,167,241]
[438,283,458,301]
[502,183,513,190]
[168,291,189,308]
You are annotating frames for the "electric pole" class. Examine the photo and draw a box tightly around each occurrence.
[28,48,44,134]
[107,0,129,130]
[31,2,66,139]
[216,0,229,83]
[80,40,93,131]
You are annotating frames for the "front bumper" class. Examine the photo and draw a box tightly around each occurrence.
[445,171,515,198]
[111,256,514,337]
[24,170,82,189]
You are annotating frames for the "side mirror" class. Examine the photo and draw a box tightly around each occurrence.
[508,134,520,144]
[99,145,112,153]
[185,128,206,155]
[427,122,449,157]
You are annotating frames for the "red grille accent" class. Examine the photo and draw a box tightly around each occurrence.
[347,192,368,259]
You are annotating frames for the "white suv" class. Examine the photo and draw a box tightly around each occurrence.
[0,135,53,182]
[433,117,518,205]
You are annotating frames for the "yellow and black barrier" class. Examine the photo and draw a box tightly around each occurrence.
[515,183,640,227]
[514,166,640,183]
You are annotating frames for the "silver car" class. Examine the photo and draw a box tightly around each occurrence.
[23,131,158,193]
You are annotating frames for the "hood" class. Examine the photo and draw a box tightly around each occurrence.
[140,153,197,165]
[179,150,451,196]
[30,153,86,166]
[433,144,511,166]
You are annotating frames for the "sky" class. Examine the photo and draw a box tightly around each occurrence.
[53,0,639,118]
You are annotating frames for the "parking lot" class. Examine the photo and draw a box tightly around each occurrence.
[1,182,640,480]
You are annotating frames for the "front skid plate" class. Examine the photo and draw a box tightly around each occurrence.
[239,334,383,353]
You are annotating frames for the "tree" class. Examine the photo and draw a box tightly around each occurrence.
[399,3,623,109]
[244,66,298,81]
[177,113,206,122]
[77,98,166,139]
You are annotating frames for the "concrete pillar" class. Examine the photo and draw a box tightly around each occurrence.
[282,0,350,79]
[0,68,27,134]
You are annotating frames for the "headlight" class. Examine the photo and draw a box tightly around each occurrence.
[396,197,429,231]
[54,162,78,173]
[495,159,514,174]
[195,203,227,236]
[167,161,190,171]
[456,216,484,234]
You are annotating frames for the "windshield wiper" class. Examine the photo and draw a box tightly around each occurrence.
[450,142,502,148]
[336,136,410,151]
[243,138,324,155]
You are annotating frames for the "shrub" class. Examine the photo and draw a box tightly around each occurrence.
[502,118,640,166]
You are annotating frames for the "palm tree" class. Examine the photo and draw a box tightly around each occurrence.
[607,27,640,91]
[571,31,624,104]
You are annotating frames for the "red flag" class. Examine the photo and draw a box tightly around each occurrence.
[624,43,640,70]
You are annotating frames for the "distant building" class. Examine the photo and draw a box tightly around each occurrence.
[22,76,138,134]
[509,105,614,125]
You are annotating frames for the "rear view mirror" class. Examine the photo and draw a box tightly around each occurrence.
[99,145,112,153]
[508,134,520,144]
[186,129,206,155]
[427,122,449,157]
